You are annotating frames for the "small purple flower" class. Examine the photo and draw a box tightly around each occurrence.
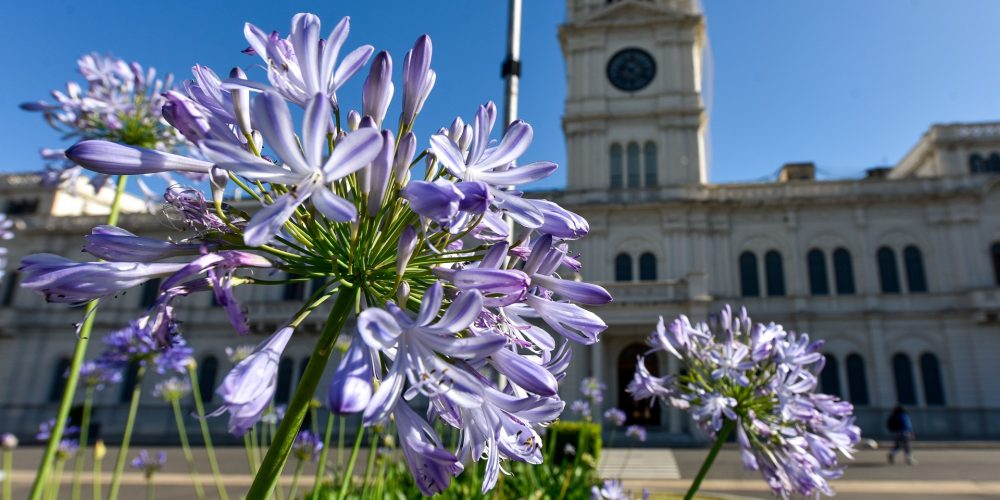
[130,449,166,478]
[591,479,630,500]
[292,430,323,462]
[604,408,627,427]
[37,419,77,442]
[625,425,647,443]
[580,376,607,403]
[79,360,123,391]
[570,400,590,419]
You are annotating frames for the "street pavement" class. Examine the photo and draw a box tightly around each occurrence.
[5,443,1000,499]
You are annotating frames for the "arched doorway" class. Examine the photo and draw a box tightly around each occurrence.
[617,343,661,426]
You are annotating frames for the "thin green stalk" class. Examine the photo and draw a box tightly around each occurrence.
[107,365,146,500]
[145,477,154,500]
[360,429,379,498]
[312,413,335,497]
[3,448,12,500]
[71,386,95,500]
[337,415,346,471]
[246,289,357,499]
[170,399,206,499]
[244,435,257,475]
[186,364,229,500]
[28,175,129,500]
[287,460,305,500]
[684,420,735,500]
[338,428,365,500]
[93,441,105,500]
[48,458,66,500]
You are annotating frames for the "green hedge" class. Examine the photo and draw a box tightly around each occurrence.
[547,421,602,464]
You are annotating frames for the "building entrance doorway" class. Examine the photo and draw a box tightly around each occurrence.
[617,343,661,426]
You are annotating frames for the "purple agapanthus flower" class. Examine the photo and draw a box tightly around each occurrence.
[292,430,323,462]
[625,425,647,443]
[604,408,627,427]
[78,360,123,391]
[211,326,294,435]
[131,449,166,478]
[627,306,860,498]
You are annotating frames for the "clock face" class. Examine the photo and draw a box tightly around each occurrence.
[606,48,656,92]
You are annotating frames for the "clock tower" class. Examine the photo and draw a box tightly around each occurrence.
[559,0,708,190]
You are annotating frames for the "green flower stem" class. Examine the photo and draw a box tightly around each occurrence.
[337,427,365,500]
[48,458,66,500]
[360,428,379,498]
[70,386,94,500]
[287,460,305,500]
[107,364,146,500]
[244,435,257,475]
[93,443,104,500]
[311,413,335,497]
[337,415,346,472]
[28,174,130,500]
[186,364,229,500]
[684,420,735,500]
[145,476,154,500]
[3,448,12,500]
[246,288,357,499]
[170,399,205,499]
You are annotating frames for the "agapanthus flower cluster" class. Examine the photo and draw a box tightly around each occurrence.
[627,306,860,498]
[591,479,646,500]
[291,430,323,462]
[20,12,611,496]
[131,449,166,478]
[20,53,188,205]
[603,408,626,427]
[624,425,646,443]
[78,359,123,391]
[153,377,192,402]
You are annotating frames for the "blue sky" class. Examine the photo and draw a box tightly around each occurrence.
[2,0,999,190]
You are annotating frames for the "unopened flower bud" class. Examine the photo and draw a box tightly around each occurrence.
[94,440,107,460]
[1,433,18,450]
[458,124,473,152]
[347,110,361,131]
[393,132,417,186]
[396,281,410,307]
[448,117,464,143]
[396,226,418,277]
[229,67,253,137]
[210,166,228,205]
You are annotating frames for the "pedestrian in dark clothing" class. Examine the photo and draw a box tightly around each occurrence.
[886,406,916,465]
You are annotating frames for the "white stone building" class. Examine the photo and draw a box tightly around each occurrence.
[0,0,998,445]
[547,0,1000,442]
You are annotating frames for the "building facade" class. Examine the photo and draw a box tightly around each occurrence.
[0,0,999,445]
[549,0,1000,442]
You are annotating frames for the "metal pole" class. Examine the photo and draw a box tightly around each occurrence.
[502,0,523,127]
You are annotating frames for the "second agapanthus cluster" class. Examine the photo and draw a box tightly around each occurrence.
[627,306,859,498]
[20,12,612,496]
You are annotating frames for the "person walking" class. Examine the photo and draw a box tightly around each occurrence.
[886,406,916,465]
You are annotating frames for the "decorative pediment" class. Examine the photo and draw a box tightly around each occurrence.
[580,0,687,25]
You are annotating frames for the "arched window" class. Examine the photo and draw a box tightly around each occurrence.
[846,353,869,406]
[739,251,759,297]
[199,356,219,404]
[892,353,917,406]
[990,153,1000,173]
[832,248,855,295]
[626,142,640,188]
[1,272,18,307]
[764,250,785,297]
[920,353,945,406]
[992,242,1000,286]
[807,249,829,295]
[139,278,161,308]
[615,253,633,282]
[119,361,141,403]
[877,246,901,294]
[275,357,295,404]
[283,274,305,301]
[643,142,658,187]
[610,144,623,188]
[903,245,927,293]
[819,354,842,397]
[638,253,657,281]
[970,153,985,174]
[617,344,660,425]
[48,357,71,402]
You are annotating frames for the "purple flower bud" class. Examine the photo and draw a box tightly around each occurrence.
[393,132,417,185]
[327,335,375,415]
[401,35,435,124]
[66,140,213,176]
[229,67,252,136]
[213,326,294,435]
[210,166,229,204]
[1,433,18,450]
[395,402,463,496]
[20,254,186,305]
[84,225,205,262]
[162,91,211,143]
[396,225,418,277]
[489,348,558,397]
[533,200,589,240]
[367,130,395,217]
[362,51,393,126]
